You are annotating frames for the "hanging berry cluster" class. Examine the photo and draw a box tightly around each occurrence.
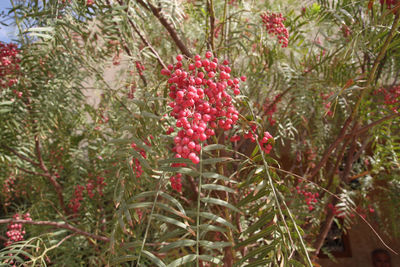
[69,185,85,213]
[260,12,289,48]
[242,123,274,154]
[380,0,398,9]
[0,42,20,89]
[374,85,400,113]
[161,52,245,164]
[296,184,319,211]
[130,141,148,178]
[5,213,31,246]
[263,94,282,126]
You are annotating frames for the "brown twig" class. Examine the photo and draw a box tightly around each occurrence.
[0,219,109,242]
[1,145,40,167]
[208,0,215,52]
[127,19,167,70]
[136,0,192,58]
[16,166,48,178]
[313,198,337,257]
[309,116,353,180]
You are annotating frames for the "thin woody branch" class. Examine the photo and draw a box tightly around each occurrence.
[309,112,399,180]
[0,219,109,242]
[1,144,40,167]
[17,166,48,178]
[112,0,167,69]
[136,0,192,58]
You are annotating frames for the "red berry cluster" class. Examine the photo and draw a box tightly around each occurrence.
[374,85,400,113]
[86,0,94,6]
[0,42,20,89]
[161,52,245,164]
[130,142,147,178]
[260,12,289,48]
[170,172,182,192]
[296,184,319,211]
[2,173,29,207]
[86,176,107,199]
[135,61,145,76]
[262,94,282,126]
[380,0,398,8]
[5,213,31,246]
[69,185,85,213]
[242,124,274,154]
[320,92,334,117]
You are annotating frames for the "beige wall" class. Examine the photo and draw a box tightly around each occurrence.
[318,219,400,267]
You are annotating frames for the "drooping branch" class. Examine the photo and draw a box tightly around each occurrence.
[1,144,40,167]
[309,116,353,180]
[126,18,167,69]
[136,0,192,58]
[0,219,109,242]
[112,0,167,69]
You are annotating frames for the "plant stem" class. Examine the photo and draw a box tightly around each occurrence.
[196,148,203,267]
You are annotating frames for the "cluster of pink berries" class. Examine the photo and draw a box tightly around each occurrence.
[320,92,334,117]
[296,184,319,211]
[380,0,398,9]
[135,61,145,76]
[170,172,182,192]
[130,142,147,178]
[86,176,107,199]
[5,213,31,246]
[262,94,282,126]
[69,185,85,213]
[69,175,108,213]
[161,52,245,164]
[241,124,274,154]
[0,42,20,89]
[260,12,289,48]
[374,85,400,113]
[2,174,28,207]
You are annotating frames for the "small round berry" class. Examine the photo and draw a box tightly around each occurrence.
[176,54,183,61]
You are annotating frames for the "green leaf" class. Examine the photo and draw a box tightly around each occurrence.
[242,212,275,236]
[199,240,231,250]
[167,254,197,267]
[243,259,272,267]
[234,241,276,266]
[198,255,222,265]
[202,172,234,182]
[152,214,190,231]
[159,166,199,176]
[159,239,196,253]
[142,250,166,267]
[158,158,192,165]
[202,157,233,164]
[110,255,138,264]
[201,184,236,194]
[236,225,276,248]
[201,197,242,213]
[194,211,236,230]
[202,144,225,151]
